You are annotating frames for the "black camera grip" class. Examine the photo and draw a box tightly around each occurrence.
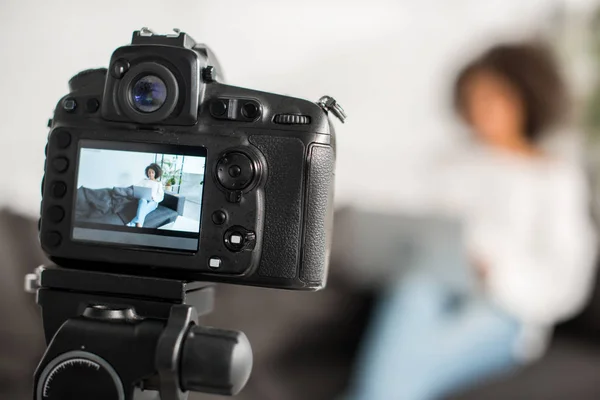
[249,136,334,287]
[249,135,305,279]
[301,144,334,283]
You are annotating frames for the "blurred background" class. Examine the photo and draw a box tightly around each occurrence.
[3,0,600,399]
[4,0,599,217]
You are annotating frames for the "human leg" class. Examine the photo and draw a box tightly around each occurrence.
[135,200,158,227]
[347,272,458,400]
[127,199,146,226]
[345,272,519,400]
[127,199,158,227]
[420,299,520,399]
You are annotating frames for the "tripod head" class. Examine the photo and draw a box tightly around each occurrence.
[26,266,252,400]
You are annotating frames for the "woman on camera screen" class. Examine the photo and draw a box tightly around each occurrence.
[127,163,165,228]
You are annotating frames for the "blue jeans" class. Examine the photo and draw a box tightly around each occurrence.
[345,264,520,400]
[128,199,158,227]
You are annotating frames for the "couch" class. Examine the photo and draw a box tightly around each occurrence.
[75,185,185,228]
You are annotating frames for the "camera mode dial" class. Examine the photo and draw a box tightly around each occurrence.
[68,68,108,92]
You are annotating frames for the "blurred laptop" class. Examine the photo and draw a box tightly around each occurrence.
[330,207,472,291]
[133,185,153,201]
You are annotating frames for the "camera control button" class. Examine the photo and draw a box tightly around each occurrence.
[43,231,62,248]
[210,99,228,117]
[224,226,256,252]
[111,59,130,79]
[85,98,100,113]
[224,230,244,252]
[52,157,69,173]
[51,181,67,198]
[46,206,65,223]
[212,210,227,225]
[241,101,261,120]
[216,152,254,190]
[227,190,243,203]
[55,131,71,149]
[228,165,241,178]
[208,257,222,269]
[63,97,77,112]
[230,233,243,245]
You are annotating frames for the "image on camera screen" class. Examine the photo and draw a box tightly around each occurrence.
[71,140,207,252]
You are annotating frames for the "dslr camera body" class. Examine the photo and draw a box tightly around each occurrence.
[40,28,343,290]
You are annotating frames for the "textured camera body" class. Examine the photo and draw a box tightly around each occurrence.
[39,31,337,290]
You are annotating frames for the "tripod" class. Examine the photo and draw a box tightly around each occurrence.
[26,265,253,400]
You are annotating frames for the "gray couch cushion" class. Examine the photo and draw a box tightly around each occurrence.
[142,206,178,228]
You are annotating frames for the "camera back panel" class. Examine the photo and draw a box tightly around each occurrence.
[41,61,335,290]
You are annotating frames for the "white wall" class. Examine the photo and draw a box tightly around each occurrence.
[182,157,206,175]
[77,149,155,189]
[1,0,596,216]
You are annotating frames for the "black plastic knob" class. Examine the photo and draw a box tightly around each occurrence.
[180,325,252,396]
[83,305,139,321]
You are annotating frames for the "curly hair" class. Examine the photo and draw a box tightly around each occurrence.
[145,163,163,179]
[453,42,570,143]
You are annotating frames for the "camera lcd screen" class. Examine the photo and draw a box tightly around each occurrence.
[71,140,207,252]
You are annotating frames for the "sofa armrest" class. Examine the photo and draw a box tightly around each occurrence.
[161,193,185,215]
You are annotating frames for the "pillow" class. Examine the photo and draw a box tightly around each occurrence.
[81,187,112,215]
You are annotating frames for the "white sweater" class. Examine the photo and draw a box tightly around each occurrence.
[434,144,598,360]
[136,178,164,203]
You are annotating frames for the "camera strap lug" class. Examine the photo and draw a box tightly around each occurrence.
[317,95,347,123]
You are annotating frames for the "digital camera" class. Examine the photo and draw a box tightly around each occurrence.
[39,28,344,290]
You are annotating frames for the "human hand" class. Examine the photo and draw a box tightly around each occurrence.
[470,255,489,281]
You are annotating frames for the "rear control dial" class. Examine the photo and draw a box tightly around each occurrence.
[216,153,255,190]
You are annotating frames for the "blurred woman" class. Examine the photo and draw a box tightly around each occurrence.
[345,42,598,400]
